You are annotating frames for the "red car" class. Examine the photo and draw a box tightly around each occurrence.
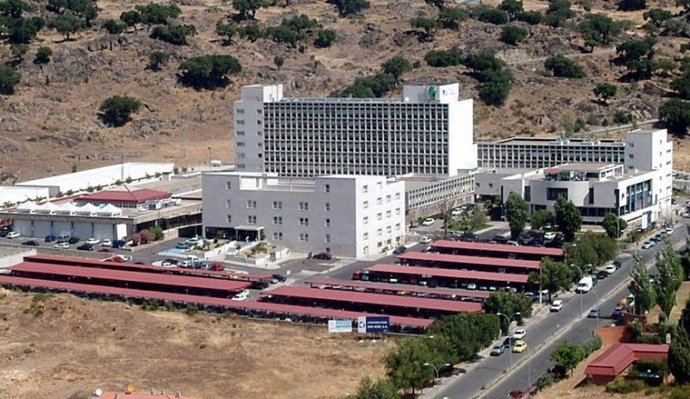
[210,263,225,272]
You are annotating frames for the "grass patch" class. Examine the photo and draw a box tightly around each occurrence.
[669,281,690,325]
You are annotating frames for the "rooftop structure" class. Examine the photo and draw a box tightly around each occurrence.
[305,277,491,300]
[585,343,669,384]
[366,263,530,284]
[430,240,565,260]
[398,251,541,272]
[75,188,172,208]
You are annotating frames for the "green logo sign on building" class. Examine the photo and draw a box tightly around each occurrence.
[427,86,437,99]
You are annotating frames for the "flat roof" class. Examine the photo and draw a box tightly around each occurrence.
[11,262,251,292]
[431,240,564,257]
[76,188,171,203]
[0,275,430,328]
[17,162,174,189]
[367,264,530,284]
[23,254,271,282]
[263,286,483,313]
[305,277,491,299]
[398,252,541,270]
[483,137,625,146]
[585,343,669,377]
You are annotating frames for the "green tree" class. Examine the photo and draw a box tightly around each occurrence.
[506,192,528,239]
[516,10,542,24]
[550,341,584,376]
[619,0,646,11]
[438,7,468,30]
[593,82,617,104]
[33,46,52,65]
[654,241,683,316]
[545,0,574,28]
[67,0,98,26]
[341,82,375,98]
[601,212,627,238]
[424,50,463,67]
[135,3,181,26]
[10,43,27,62]
[659,99,690,136]
[384,338,440,395]
[473,6,509,25]
[680,297,690,336]
[644,8,672,29]
[671,73,690,100]
[273,55,284,69]
[0,0,30,18]
[579,14,621,52]
[500,24,528,45]
[668,328,690,384]
[239,23,264,42]
[120,10,141,30]
[314,28,336,48]
[49,13,83,40]
[178,54,242,90]
[382,56,411,84]
[410,16,437,41]
[425,0,445,9]
[103,18,125,34]
[428,313,500,361]
[544,55,585,78]
[216,20,237,45]
[554,196,581,241]
[616,38,656,79]
[529,257,573,301]
[150,24,197,45]
[232,0,266,19]
[99,95,141,127]
[266,25,305,47]
[483,291,533,333]
[149,225,164,241]
[147,50,169,71]
[0,65,20,95]
[3,16,45,44]
[498,0,524,20]
[327,0,370,17]
[530,209,553,230]
[352,376,400,399]
[629,255,656,315]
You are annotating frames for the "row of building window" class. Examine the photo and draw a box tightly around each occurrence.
[225,200,322,211]
[362,224,402,240]
[270,232,332,243]
[362,209,401,224]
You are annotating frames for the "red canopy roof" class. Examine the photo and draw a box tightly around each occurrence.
[263,286,483,313]
[431,240,565,257]
[367,263,529,284]
[11,262,250,292]
[77,188,171,203]
[585,344,670,377]
[398,251,540,270]
[305,277,491,299]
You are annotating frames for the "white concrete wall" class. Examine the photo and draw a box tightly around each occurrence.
[448,99,476,173]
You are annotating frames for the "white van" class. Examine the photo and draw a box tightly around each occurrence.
[576,276,593,293]
[232,289,250,301]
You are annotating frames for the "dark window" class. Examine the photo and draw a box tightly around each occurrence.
[547,188,568,201]
[588,188,594,204]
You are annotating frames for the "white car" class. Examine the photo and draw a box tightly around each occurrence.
[604,264,617,274]
[232,289,250,301]
[54,242,70,249]
[467,283,477,290]
[101,239,113,247]
[543,232,556,241]
[451,208,463,217]
[550,300,564,312]
[5,231,20,239]
[422,218,435,226]
[85,238,100,245]
[512,328,527,340]
[420,236,433,244]
[641,241,655,249]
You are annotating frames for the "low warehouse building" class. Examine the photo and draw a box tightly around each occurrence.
[585,343,669,384]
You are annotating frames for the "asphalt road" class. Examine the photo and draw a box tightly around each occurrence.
[433,224,688,399]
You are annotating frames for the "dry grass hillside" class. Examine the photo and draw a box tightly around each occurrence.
[0,0,688,182]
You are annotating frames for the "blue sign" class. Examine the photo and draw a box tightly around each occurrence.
[328,319,353,333]
[357,316,390,334]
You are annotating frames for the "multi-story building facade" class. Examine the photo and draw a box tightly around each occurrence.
[234,83,476,177]
[202,172,406,258]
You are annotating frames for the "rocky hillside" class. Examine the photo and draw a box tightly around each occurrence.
[0,0,688,182]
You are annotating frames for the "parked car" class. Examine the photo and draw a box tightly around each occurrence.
[422,218,435,226]
[641,241,655,249]
[420,236,433,244]
[596,270,609,280]
[232,289,251,301]
[54,242,70,249]
[543,232,557,241]
[112,239,126,248]
[490,344,505,356]
[512,329,527,340]
[77,243,93,251]
[467,283,477,290]
[22,240,39,246]
[101,239,113,247]
[312,252,332,260]
[44,235,56,242]
[85,238,100,245]
[588,309,601,318]
[0,229,8,237]
[611,307,625,319]
[512,340,528,353]
[271,273,287,283]
[604,264,617,274]
[209,263,225,272]
[392,246,407,255]
[5,231,20,239]
[68,236,80,244]
[613,260,622,269]
[502,337,518,349]
[161,260,176,267]
[550,300,564,312]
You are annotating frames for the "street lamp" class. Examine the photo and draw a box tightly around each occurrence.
[424,362,451,399]
[497,312,521,369]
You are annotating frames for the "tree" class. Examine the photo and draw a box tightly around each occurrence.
[150,24,197,45]
[428,313,500,361]
[33,46,52,65]
[120,10,141,30]
[544,55,585,78]
[273,55,284,69]
[135,3,181,26]
[410,17,437,41]
[138,228,155,244]
[579,13,620,52]
[668,328,690,384]
[147,50,169,71]
[529,257,573,301]
[619,0,646,11]
[342,73,396,98]
[99,95,141,127]
[341,83,375,98]
[601,212,627,238]
[616,38,656,79]
[103,18,125,34]
[554,196,581,241]
[0,0,30,18]
[629,255,656,315]
[593,82,617,104]
[267,25,305,47]
[438,7,467,30]
[327,0,369,17]
[239,23,264,42]
[654,241,683,317]
[216,20,237,45]
[425,0,445,9]
[424,50,462,67]
[671,73,690,100]
[384,338,440,395]
[659,99,690,136]
[10,43,28,62]
[478,72,512,106]
[506,192,528,239]
[3,16,45,44]
[644,8,672,29]
[66,0,98,26]
[382,56,411,84]
[530,209,553,230]
[516,10,542,24]
[463,205,488,233]
[314,29,336,48]
[474,6,509,25]
[498,0,523,20]
[0,65,20,95]
[178,54,242,90]
[49,13,83,40]
[483,291,533,333]
[500,24,528,45]
[551,341,584,376]
[680,297,690,336]
[545,0,574,28]
[352,376,400,399]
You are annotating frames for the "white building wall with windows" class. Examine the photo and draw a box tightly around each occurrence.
[202,172,406,258]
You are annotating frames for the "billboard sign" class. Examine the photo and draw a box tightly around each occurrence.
[328,319,353,333]
[357,316,390,334]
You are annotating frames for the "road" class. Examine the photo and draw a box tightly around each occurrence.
[433,224,688,399]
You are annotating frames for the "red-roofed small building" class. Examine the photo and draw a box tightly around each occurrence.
[76,189,171,208]
[585,343,669,384]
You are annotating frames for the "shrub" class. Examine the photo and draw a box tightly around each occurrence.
[425,50,463,67]
[103,19,125,34]
[500,24,528,45]
[516,10,542,24]
[33,46,52,65]
[327,0,370,17]
[150,24,197,45]
[178,55,242,90]
[544,55,585,78]
[473,5,509,25]
[99,95,141,127]
[148,50,169,71]
[605,376,646,393]
[314,28,336,48]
